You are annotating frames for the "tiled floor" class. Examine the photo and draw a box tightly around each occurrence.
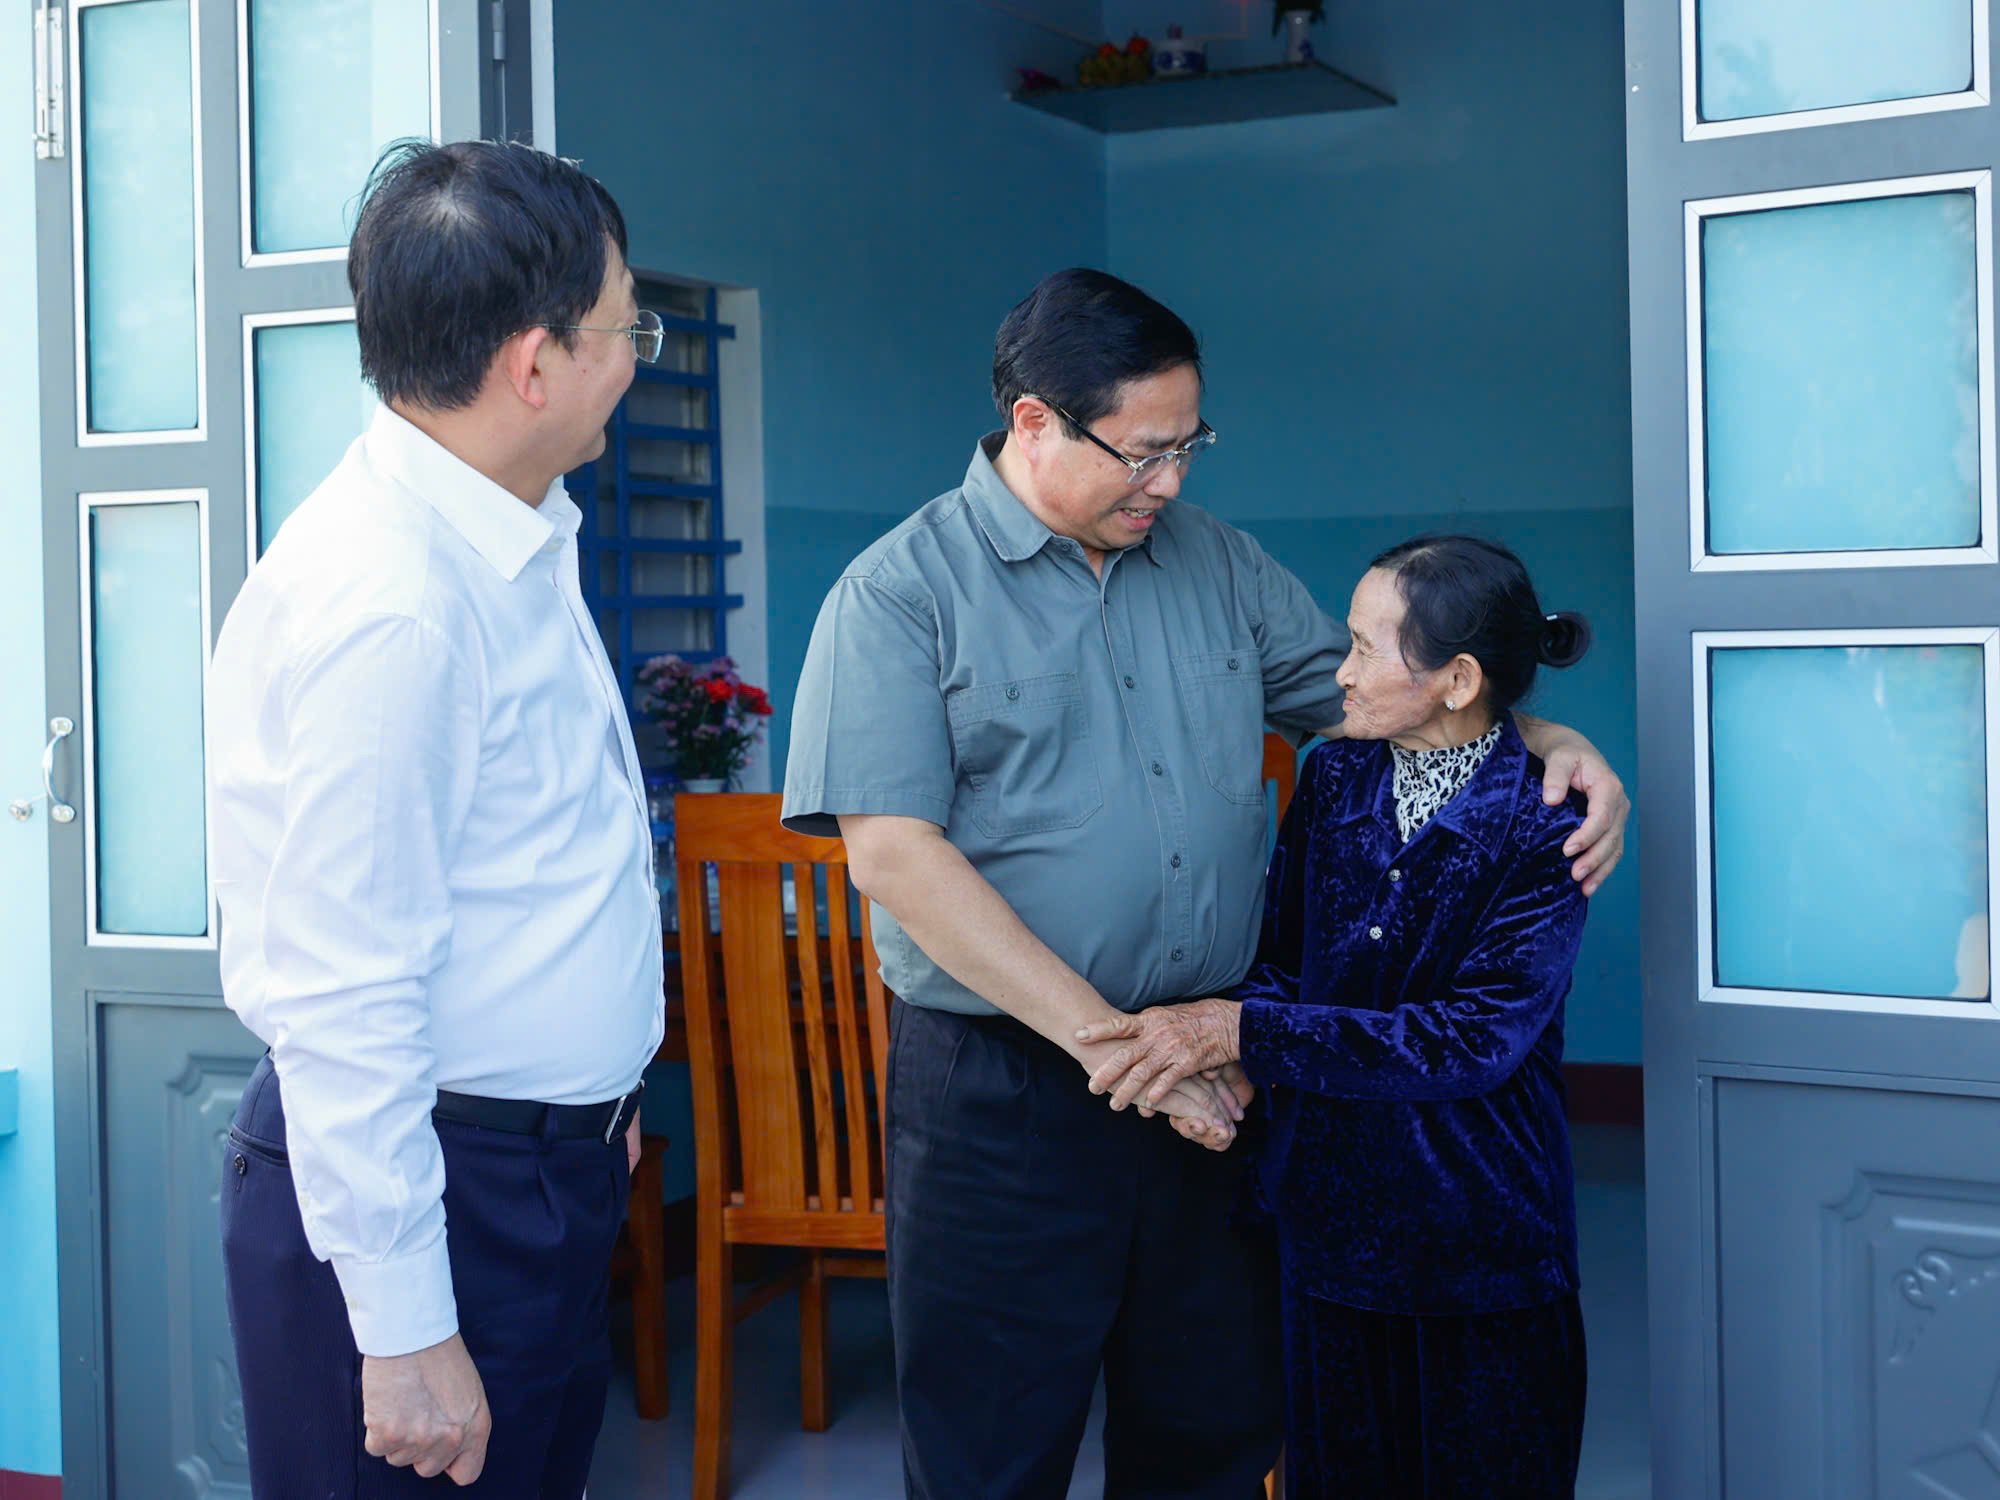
[588,1124,1650,1499]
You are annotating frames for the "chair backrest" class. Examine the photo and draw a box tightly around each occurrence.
[673,794,890,1245]
[1263,731,1298,825]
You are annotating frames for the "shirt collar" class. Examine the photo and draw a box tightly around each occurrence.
[364,404,563,582]
[1422,713,1531,860]
[961,431,1163,568]
[1330,712,1531,861]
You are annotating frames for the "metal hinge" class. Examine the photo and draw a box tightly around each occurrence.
[490,0,506,63]
[34,1,65,160]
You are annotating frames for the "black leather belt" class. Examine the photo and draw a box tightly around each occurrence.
[432,1080,644,1144]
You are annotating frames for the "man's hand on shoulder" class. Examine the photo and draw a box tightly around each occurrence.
[1515,716,1630,897]
[361,1332,491,1484]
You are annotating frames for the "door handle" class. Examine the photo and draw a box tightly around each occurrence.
[9,717,77,825]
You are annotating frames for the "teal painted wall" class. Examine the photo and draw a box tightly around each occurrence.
[557,0,1112,1196]
[559,1,1642,1090]
[0,3,63,1477]
[1100,0,1637,1058]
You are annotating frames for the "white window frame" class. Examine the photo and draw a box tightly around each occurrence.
[1681,0,1991,141]
[1693,627,2000,1018]
[714,287,771,792]
[77,489,217,951]
[240,305,369,574]
[236,0,442,269]
[70,0,207,449]
[1685,171,1998,573]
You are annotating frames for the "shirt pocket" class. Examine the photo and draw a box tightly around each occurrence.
[946,672,1103,837]
[1173,646,1267,806]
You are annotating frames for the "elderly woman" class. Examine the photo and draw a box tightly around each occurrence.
[1080,534,1594,1497]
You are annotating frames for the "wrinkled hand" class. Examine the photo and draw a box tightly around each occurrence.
[1076,999,1242,1114]
[1207,1060,1255,1114]
[1166,1066,1253,1150]
[1168,1064,1256,1160]
[1074,1035,1240,1151]
[1538,737,1628,898]
[361,1333,491,1484]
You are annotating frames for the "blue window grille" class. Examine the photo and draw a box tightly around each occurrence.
[568,283,745,722]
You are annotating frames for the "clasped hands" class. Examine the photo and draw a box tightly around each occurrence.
[1072,998,1247,1152]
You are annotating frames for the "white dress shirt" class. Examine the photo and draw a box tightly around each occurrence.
[208,405,665,1357]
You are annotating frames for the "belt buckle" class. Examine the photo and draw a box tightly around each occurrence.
[602,1079,645,1145]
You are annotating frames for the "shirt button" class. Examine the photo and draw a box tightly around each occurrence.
[1369,926,1384,941]
[1170,947,1184,963]
[1151,762,1165,776]
[1171,853,1182,868]
[1006,685,1021,701]
[1227,657,1240,671]
[1123,675,1137,689]
[1389,869,1402,883]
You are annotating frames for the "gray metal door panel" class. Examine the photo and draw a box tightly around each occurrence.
[1626,3,2000,1494]
[99,1001,264,1500]
[32,4,507,1494]
[1715,1078,2000,1498]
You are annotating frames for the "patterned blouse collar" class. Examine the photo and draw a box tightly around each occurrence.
[1390,722,1505,844]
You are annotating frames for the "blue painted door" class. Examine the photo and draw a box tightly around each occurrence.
[32,4,493,1493]
[1627,3,2000,1493]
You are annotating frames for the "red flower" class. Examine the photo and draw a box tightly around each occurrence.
[704,678,733,703]
[737,684,773,715]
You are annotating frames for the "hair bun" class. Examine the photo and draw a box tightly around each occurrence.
[1538,611,1591,669]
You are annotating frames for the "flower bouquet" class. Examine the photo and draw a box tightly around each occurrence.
[635,654,774,790]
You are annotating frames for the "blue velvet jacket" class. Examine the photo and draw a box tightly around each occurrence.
[1233,714,1588,1315]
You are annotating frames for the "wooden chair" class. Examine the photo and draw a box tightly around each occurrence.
[674,793,890,1500]
[1264,729,1298,824]
[610,1133,670,1419]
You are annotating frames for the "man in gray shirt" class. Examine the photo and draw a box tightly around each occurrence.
[783,269,1628,1499]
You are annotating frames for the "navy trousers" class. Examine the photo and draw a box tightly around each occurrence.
[218,1056,629,1499]
[886,1003,1285,1500]
[1281,1288,1587,1499]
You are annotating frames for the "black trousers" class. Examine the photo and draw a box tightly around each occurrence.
[218,1055,629,1499]
[886,1002,1284,1500]
[1281,1288,1588,1499]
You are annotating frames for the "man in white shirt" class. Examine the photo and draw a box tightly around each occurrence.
[209,139,665,1497]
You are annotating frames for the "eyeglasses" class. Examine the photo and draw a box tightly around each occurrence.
[1026,393,1218,490]
[540,308,665,364]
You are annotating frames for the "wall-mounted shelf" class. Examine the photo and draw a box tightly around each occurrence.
[1012,60,1394,134]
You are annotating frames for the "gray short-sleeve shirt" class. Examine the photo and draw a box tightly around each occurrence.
[782,434,1349,1014]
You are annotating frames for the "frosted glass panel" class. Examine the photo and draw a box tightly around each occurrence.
[1710,645,1988,999]
[89,501,208,938]
[1698,0,1975,122]
[79,0,198,433]
[253,321,375,552]
[1702,192,1981,556]
[248,0,432,254]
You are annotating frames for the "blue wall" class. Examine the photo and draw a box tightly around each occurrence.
[554,0,1110,782]
[558,1,1641,1068]
[0,3,62,1478]
[556,0,1111,1196]
[1103,1,1631,523]
[1102,0,1638,1058]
